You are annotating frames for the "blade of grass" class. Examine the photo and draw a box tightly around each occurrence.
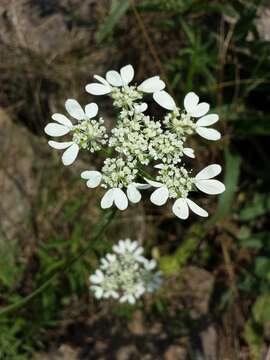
[96,0,130,43]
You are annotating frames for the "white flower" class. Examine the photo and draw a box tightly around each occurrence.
[153,90,176,110]
[45,99,104,166]
[86,64,165,96]
[100,183,150,211]
[81,158,150,211]
[172,197,209,219]
[101,188,128,211]
[194,114,221,141]
[184,91,209,117]
[137,76,165,93]
[89,239,162,304]
[194,164,225,195]
[85,64,135,95]
[145,164,225,220]
[155,91,221,141]
[184,92,221,140]
[81,170,102,188]
[147,181,209,220]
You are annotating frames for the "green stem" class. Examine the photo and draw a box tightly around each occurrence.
[0,208,117,317]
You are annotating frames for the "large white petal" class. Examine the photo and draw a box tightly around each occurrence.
[172,198,189,219]
[127,184,141,203]
[195,179,225,195]
[150,186,169,206]
[153,91,176,110]
[186,198,208,217]
[113,188,128,210]
[183,148,195,158]
[106,70,123,87]
[190,102,209,117]
[94,74,110,86]
[85,83,111,95]
[184,92,199,113]
[195,164,222,180]
[52,113,73,127]
[120,64,134,85]
[144,178,164,188]
[48,140,73,149]
[101,189,114,209]
[138,76,165,93]
[81,170,95,179]
[196,114,219,127]
[62,143,79,166]
[196,127,221,141]
[45,123,70,137]
[65,99,85,121]
[81,170,102,188]
[85,103,98,119]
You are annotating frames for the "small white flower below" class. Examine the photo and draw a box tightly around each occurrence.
[89,239,162,304]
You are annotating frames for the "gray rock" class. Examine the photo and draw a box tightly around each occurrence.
[0,108,38,242]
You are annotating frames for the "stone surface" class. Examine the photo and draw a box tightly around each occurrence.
[164,345,187,360]
[180,266,215,319]
[0,108,38,241]
[256,7,270,41]
[35,344,79,360]
[0,0,100,56]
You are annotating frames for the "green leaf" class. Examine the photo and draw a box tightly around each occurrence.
[255,257,270,279]
[96,0,130,43]
[239,194,270,221]
[209,149,241,223]
[159,224,205,275]
[244,319,262,360]
[252,294,270,324]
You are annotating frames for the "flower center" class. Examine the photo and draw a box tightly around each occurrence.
[101,157,138,188]
[110,86,143,108]
[164,108,196,137]
[72,118,107,152]
[156,164,195,198]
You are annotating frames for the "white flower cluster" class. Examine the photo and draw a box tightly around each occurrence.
[90,239,162,304]
[44,64,225,219]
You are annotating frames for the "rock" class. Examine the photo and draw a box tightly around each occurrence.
[0,108,38,242]
[200,325,218,360]
[180,266,215,319]
[128,310,145,336]
[256,6,270,41]
[116,345,138,360]
[0,0,99,56]
[164,345,187,360]
[35,344,79,360]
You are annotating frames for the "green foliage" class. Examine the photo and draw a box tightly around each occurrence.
[211,150,241,223]
[239,194,270,221]
[0,318,33,360]
[159,224,205,274]
[96,0,130,43]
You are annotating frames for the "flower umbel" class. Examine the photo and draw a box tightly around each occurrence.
[45,64,225,219]
[89,239,162,304]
